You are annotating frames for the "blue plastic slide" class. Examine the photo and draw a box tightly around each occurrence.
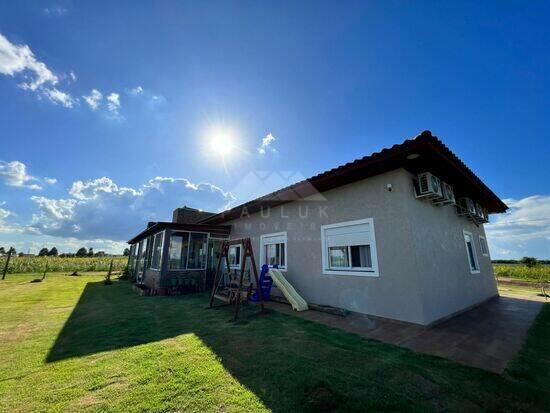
[250,264,274,301]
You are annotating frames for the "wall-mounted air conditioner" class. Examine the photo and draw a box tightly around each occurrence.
[415,172,442,199]
[433,182,455,206]
[475,202,483,217]
[457,197,477,217]
[481,208,489,223]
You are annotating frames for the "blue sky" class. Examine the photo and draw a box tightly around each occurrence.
[0,1,548,258]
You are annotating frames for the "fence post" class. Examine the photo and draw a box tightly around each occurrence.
[2,247,14,280]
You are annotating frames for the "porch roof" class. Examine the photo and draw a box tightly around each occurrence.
[127,221,231,244]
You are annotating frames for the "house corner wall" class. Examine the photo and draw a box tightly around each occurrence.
[403,171,498,325]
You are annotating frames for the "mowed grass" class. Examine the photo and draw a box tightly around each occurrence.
[0,274,549,413]
[498,282,549,301]
[0,256,127,274]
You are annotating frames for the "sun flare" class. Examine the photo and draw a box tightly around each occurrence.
[210,132,235,157]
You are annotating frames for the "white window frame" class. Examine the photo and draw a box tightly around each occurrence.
[463,230,480,274]
[260,231,288,272]
[150,230,165,270]
[321,218,379,277]
[228,245,242,269]
[478,235,489,257]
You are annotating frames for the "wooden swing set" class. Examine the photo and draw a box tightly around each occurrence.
[209,238,265,320]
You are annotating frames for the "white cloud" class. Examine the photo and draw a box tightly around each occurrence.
[27,176,235,241]
[106,92,121,117]
[0,32,75,107]
[257,133,277,155]
[30,196,76,220]
[107,93,120,109]
[43,87,75,108]
[69,177,139,200]
[43,5,68,17]
[0,33,58,91]
[486,195,550,259]
[0,206,22,234]
[0,161,42,190]
[68,71,76,82]
[0,160,57,190]
[82,89,102,110]
[129,86,143,95]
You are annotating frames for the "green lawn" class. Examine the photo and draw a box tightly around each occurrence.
[0,273,548,412]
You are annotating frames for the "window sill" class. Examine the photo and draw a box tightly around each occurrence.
[470,270,481,274]
[322,269,379,277]
[267,266,287,272]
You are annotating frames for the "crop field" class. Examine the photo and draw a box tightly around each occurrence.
[493,264,550,283]
[0,256,128,274]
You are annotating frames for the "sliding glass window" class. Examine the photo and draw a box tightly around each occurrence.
[187,233,207,269]
[168,232,189,270]
[168,231,207,270]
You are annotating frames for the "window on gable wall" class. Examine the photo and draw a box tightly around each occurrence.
[260,232,287,270]
[463,231,480,273]
[321,218,379,276]
[479,235,489,257]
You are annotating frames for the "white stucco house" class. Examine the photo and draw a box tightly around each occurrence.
[127,130,507,325]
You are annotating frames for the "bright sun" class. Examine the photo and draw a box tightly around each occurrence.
[210,132,234,157]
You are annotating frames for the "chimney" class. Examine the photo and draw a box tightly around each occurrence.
[172,206,215,224]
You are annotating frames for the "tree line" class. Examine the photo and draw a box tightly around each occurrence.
[492,257,550,267]
[0,246,131,257]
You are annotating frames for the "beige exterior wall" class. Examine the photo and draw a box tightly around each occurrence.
[404,176,497,323]
[226,168,497,325]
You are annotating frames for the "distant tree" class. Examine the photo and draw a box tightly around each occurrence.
[38,247,49,257]
[9,247,15,255]
[123,248,130,256]
[521,256,538,268]
[18,252,25,257]
[95,251,106,257]
[76,247,88,257]
[48,247,59,256]
[87,248,94,257]
[0,247,5,255]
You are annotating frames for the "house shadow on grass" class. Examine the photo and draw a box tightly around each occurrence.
[46,280,263,363]
[46,280,393,411]
[45,280,545,413]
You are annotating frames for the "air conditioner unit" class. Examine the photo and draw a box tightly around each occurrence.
[480,207,490,223]
[475,202,484,217]
[415,172,442,199]
[433,182,455,205]
[472,202,485,223]
[457,197,476,216]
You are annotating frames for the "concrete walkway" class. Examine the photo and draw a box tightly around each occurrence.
[266,295,544,373]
